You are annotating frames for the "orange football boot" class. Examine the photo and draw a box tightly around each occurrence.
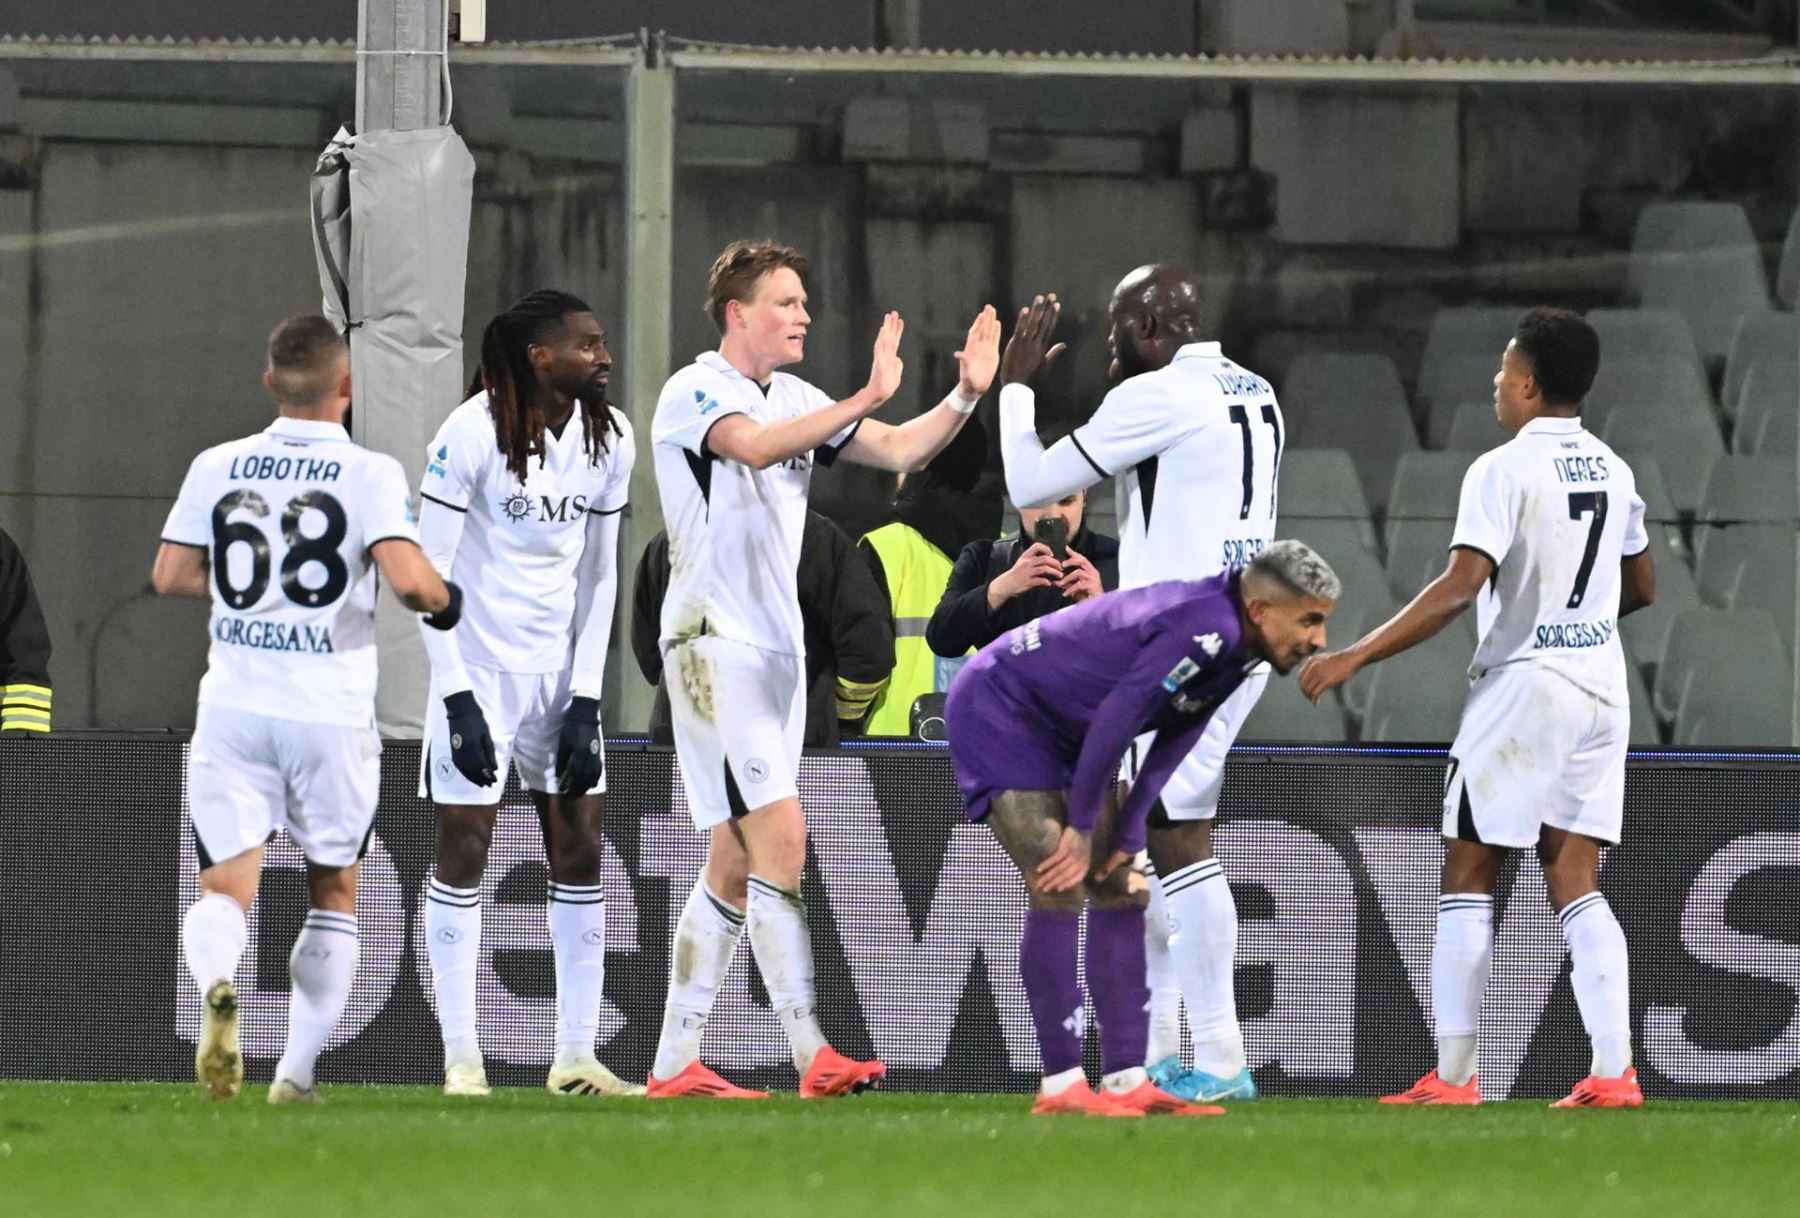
[1552,1068,1644,1109]
[646,1060,768,1099]
[800,1047,887,1098]
[1379,1070,1482,1105]
[1031,1080,1142,1117]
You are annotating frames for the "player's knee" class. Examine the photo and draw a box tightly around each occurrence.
[549,837,602,887]
[433,817,493,887]
[1085,873,1148,911]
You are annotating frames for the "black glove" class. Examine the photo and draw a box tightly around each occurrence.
[443,689,498,788]
[555,695,604,796]
[423,581,464,631]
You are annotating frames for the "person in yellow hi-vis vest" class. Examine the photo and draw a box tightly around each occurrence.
[858,420,1000,735]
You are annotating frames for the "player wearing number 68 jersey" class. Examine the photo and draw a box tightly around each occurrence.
[1301,308,1656,1109]
[155,316,460,1106]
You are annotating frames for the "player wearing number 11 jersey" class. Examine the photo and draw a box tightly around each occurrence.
[155,316,460,1105]
[1301,308,1656,1108]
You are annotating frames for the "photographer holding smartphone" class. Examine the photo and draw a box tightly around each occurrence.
[925,485,1119,659]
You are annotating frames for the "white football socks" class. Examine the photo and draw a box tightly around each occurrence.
[1559,891,1633,1079]
[547,881,607,1067]
[1144,872,1184,1067]
[424,876,483,1068]
[1158,859,1246,1078]
[276,909,360,1090]
[651,879,745,1081]
[182,891,248,992]
[1432,893,1493,1087]
[746,875,828,1073]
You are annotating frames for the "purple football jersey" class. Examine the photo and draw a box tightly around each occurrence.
[944,572,1261,854]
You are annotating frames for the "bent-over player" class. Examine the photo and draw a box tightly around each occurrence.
[947,542,1337,1115]
[156,316,459,1103]
[416,290,637,1098]
[993,274,1284,1102]
[647,239,1000,1098]
[1301,308,1655,1108]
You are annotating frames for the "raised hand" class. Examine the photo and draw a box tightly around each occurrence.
[999,294,1067,387]
[864,311,905,406]
[954,304,1002,399]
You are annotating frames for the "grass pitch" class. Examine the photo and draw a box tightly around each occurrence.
[0,1082,1793,1217]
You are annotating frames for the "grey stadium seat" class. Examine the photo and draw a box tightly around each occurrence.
[1280,353,1419,514]
[1385,451,1474,531]
[1420,307,1518,400]
[1733,359,1800,457]
[1626,662,1661,747]
[1698,455,1799,526]
[1628,454,1684,558]
[1695,528,1797,652]
[1444,401,1509,453]
[1674,645,1795,748]
[1240,669,1349,744]
[1722,313,1799,420]
[1583,352,1714,435]
[1282,518,1390,628]
[1653,607,1784,723]
[1619,549,1700,675]
[1603,411,1725,517]
[1359,630,1473,743]
[1778,203,1800,310]
[1384,518,1454,601]
[1587,309,1703,373]
[1628,202,1772,364]
[1278,449,1369,523]
[1423,353,1504,419]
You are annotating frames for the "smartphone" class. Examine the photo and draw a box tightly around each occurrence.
[1033,516,1070,561]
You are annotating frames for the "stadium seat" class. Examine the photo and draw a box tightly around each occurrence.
[1383,518,1454,601]
[1697,455,1798,529]
[1653,607,1784,723]
[1694,528,1798,652]
[1777,203,1800,309]
[1627,202,1772,364]
[1602,408,1725,516]
[1587,309,1704,373]
[1385,451,1474,531]
[1619,548,1699,674]
[1282,518,1391,626]
[1419,307,1518,400]
[1443,401,1508,452]
[1629,454,1685,559]
[1240,668,1348,743]
[1583,351,1714,436]
[1732,359,1800,457]
[1280,353,1419,514]
[1674,644,1795,748]
[1626,661,1661,746]
[1277,449,1370,523]
[1422,353,1504,420]
[1722,313,1799,419]
[1359,630,1472,743]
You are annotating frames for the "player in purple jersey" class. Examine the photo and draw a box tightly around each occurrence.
[946,541,1339,1115]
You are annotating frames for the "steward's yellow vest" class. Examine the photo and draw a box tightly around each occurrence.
[860,522,966,735]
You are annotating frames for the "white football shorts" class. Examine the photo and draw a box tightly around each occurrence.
[1443,664,1629,848]
[420,664,602,803]
[664,635,804,830]
[187,703,380,870]
[1122,666,1270,823]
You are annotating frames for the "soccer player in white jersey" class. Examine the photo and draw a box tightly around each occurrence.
[647,239,1000,1099]
[994,267,1281,1103]
[154,317,459,1104]
[1302,308,1656,1108]
[416,290,637,1098]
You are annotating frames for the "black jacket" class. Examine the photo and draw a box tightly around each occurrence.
[631,511,896,746]
[926,523,1121,658]
[0,526,53,734]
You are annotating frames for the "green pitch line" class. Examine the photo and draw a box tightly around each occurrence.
[0,1083,1793,1218]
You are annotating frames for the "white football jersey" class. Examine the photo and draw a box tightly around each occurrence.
[652,351,858,657]
[1068,342,1283,589]
[162,417,418,728]
[1450,415,1648,704]
[420,393,634,674]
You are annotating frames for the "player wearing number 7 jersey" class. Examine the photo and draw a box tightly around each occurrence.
[155,316,460,1105]
[1301,308,1656,1109]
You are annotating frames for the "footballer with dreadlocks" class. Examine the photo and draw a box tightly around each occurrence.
[414,289,639,1099]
